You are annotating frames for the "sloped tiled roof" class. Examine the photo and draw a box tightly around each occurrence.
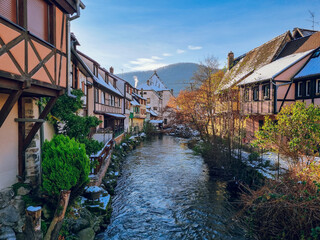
[238,50,314,85]
[222,31,291,89]
[277,31,320,59]
[276,35,311,59]
[293,31,320,53]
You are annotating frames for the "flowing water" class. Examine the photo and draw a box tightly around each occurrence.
[100,135,246,240]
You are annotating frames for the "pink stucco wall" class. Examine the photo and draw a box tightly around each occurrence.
[0,94,18,189]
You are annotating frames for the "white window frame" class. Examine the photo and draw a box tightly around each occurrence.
[101,92,105,104]
[316,79,320,94]
[306,80,311,96]
[297,82,303,97]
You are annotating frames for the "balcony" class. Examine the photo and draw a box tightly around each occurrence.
[94,103,122,114]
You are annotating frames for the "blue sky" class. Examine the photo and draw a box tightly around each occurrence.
[72,0,320,73]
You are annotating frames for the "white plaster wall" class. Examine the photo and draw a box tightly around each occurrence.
[0,94,18,190]
[43,121,55,141]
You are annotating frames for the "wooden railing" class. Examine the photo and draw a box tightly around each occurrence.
[89,139,114,174]
[95,103,122,114]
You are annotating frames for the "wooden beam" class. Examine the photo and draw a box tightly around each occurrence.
[15,118,45,123]
[0,89,23,127]
[18,97,25,179]
[23,96,57,150]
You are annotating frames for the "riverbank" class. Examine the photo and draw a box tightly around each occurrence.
[56,133,147,240]
[100,135,246,239]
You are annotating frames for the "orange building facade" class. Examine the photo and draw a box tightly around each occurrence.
[0,0,81,189]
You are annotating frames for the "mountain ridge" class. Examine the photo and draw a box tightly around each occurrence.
[118,62,200,95]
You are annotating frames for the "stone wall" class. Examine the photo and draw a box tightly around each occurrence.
[24,98,41,186]
[0,186,30,239]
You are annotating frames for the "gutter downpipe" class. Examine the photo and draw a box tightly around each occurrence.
[67,0,84,98]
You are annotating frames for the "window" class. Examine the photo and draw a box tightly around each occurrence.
[262,84,270,100]
[253,86,259,101]
[101,92,105,104]
[153,107,158,111]
[94,88,99,103]
[147,98,150,104]
[259,120,264,130]
[244,88,249,101]
[306,80,311,96]
[118,98,121,107]
[144,92,147,95]
[0,0,17,23]
[27,0,52,42]
[297,82,303,97]
[164,119,167,124]
[316,79,320,94]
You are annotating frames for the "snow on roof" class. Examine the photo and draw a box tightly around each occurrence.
[96,74,123,97]
[238,49,314,85]
[139,83,167,91]
[104,113,126,119]
[138,70,169,91]
[149,120,163,124]
[149,109,158,117]
[132,92,147,100]
[131,98,140,106]
[27,206,41,212]
[295,49,320,79]
[222,31,290,89]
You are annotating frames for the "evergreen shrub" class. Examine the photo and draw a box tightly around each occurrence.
[42,135,90,200]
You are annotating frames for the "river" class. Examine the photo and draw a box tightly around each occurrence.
[100,135,246,240]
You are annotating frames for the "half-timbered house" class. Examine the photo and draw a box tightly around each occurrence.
[77,51,125,143]
[139,71,174,126]
[0,0,83,189]
[131,91,147,133]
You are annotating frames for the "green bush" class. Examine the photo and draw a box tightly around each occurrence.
[47,89,103,155]
[42,135,90,200]
[143,121,156,136]
[248,151,260,162]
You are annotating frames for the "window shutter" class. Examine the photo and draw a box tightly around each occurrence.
[0,0,17,23]
[27,0,48,42]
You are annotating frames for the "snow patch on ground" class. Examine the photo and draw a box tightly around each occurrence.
[233,149,289,179]
[85,186,103,193]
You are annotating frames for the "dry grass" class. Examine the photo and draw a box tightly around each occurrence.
[240,163,320,239]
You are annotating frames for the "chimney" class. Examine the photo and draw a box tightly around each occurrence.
[170,89,173,95]
[147,80,150,86]
[228,51,234,70]
[109,66,114,74]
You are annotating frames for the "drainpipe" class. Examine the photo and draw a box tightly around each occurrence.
[66,0,85,98]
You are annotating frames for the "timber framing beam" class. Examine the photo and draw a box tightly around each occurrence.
[23,96,58,151]
[0,89,23,127]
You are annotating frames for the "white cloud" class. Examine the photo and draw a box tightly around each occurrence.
[188,45,202,50]
[126,56,167,71]
[128,62,167,71]
[151,56,163,60]
[176,49,185,54]
[129,58,155,65]
[162,53,172,57]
